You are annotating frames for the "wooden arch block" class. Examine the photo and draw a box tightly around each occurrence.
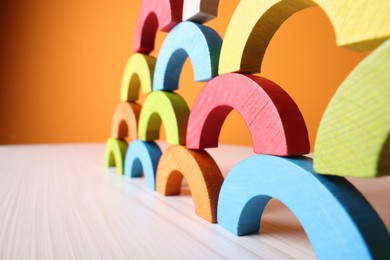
[317,0,390,50]
[138,91,190,145]
[217,155,390,259]
[314,39,390,178]
[104,137,128,174]
[156,145,223,223]
[124,140,162,190]
[182,0,219,23]
[219,0,390,75]
[120,53,156,102]
[111,102,142,140]
[152,21,222,91]
[186,73,309,156]
[134,0,183,53]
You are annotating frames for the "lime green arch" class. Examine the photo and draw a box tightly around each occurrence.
[104,137,128,174]
[138,91,190,145]
[314,39,390,178]
[218,0,390,74]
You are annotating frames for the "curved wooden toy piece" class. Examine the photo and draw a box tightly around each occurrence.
[314,39,390,178]
[217,155,390,259]
[104,137,128,174]
[134,0,183,54]
[138,91,190,145]
[316,0,390,50]
[186,73,309,156]
[152,21,222,91]
[124,140,162,190]
[120,53,156,102]
[219,0,390,74]
[111,102,141,140]
[156,145,223,223]
[182,0,219,23]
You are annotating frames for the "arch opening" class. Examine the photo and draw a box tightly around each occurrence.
[124,139,162,190]
[144,112,163,141]
[378,134,390,175]
[239,196,315,255]
[138,12,159,53]
[163,170,196,196]
[131,158,143,177]
[164,170,184,195]
[117,120,129,141]
[199,105,232,148]
[107,151,115,167]
[128,74,141,99]
[164,48,189,89]
[197,105,254,148]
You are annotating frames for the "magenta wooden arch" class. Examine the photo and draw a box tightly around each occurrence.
[186,73,310,156]
[134,0,183,53]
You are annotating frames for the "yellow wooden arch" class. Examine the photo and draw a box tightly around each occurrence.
[120,53,156,101]
[219,0,390,74]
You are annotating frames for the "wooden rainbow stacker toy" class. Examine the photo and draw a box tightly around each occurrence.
[105,1,390,259]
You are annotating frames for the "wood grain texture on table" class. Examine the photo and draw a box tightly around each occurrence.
[0,143,389,259]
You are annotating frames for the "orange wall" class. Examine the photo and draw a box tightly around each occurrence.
[0,0,369,148]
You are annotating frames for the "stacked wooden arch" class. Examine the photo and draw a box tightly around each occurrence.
[105,0,390,258]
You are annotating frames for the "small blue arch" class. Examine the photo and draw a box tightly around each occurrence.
[152,21,222,91]
[124,139,162,190]
[217,155,390,259]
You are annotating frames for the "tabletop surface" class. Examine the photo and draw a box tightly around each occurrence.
[0,143,389,259]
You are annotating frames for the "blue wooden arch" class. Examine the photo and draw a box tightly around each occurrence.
[124,139,162,190]
[153,21,222,91]
[217,155,390,259]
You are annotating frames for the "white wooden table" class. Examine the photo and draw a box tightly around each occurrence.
[0,143,389,259]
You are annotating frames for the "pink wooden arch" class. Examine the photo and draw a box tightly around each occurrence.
[134,0,183,53]
[186,73,310,156]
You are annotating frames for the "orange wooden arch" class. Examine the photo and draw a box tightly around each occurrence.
[111,102,141,140]
[156,145,223,223]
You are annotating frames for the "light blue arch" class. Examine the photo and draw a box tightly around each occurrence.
[152,21,222,91]
[124,139,162,190]
[217,155,390,259]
